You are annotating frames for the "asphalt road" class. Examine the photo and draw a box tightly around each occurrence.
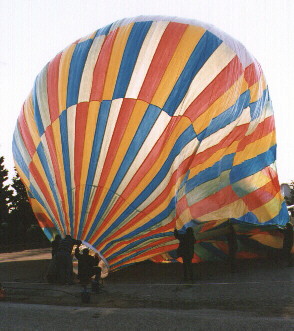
[1,302,293,331]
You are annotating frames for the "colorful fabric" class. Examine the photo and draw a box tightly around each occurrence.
[13,16,288,271]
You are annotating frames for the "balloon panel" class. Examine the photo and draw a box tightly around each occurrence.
[13,16,288,271]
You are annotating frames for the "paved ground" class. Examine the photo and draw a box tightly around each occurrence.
[0,248,293,329]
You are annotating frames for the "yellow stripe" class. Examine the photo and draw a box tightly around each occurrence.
[249,74,267,103]
[252,193,283,223]
[15,163,30,188]
[233,132,276,166]
[84,100,150,238]
[102,24,133,100]
[23,95,40,148]
[90,117,192,243]
[193,75,247,133]
[75,101,101,224]
[189,141,239,177]
[232,171,271,194]
[51,119,70,228]
[31,153,56,210]
[58,44,76,112]
[151,25,206,108]
[251,233,283,249]
[197,199,248,222]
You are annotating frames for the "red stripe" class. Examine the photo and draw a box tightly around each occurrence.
[190,123,249,168]
[35,212,55,228]
[138,22,187,103]
[44,126,68,230]
[242,174,279,210]
[184,56,243,121]
[47,53,62,122]
[18,107,36,157]
[244,62,262,87]
[29,162,59,222]
[189,185,240,218]
[108,241,176,268]
[86,117,182,239]
[236,116,275,152]
[104,216,176,257]
[98,156,193,248]
[73,103,89,236]
[74,103,89,187]
[90,29,118,101]
[83,99,136,234]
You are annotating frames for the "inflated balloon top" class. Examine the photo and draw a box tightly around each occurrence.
[13,16,288,271]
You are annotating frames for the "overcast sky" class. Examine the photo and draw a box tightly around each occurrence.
[0,0,293,183]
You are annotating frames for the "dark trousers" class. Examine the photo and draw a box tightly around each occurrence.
[56,251,73,284]
[183,257,193,281]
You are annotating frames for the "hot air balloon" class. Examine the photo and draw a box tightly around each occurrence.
[13,16,289,272]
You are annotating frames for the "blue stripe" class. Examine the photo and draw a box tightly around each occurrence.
[163,31,222,116]
[36,143,66,230]
[113,21,152,99]
[29,185,56,227]
[108,233,172,269]
[84,104,162,241]
[250,89,269,121]
[78,101,111,238]
[197,90,250,141]
[32,79,44,136]
[106,232,172,261]
[186,153,235,192]
[95,23,112,37]
[91,125,196,244]
[230,145,276,183]
[12,140,30,179]
[97,197,175,251]
[66,39,93,108]
[59,111,74,231]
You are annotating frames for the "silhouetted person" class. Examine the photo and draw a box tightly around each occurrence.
[283,222,293,267]
[174,227,195,281]
[226,224,238,273]
[74,244,99,285]
[51,234,61,258]
[56,235,81,284]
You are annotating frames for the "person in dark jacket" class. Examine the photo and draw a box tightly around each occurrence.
[56,235,81,284]
[51,234,61,258]
[174,227,195,281]
[283,222,293,267]
[75,244,99,285]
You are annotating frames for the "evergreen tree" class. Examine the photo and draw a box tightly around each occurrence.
[0,156,13,224]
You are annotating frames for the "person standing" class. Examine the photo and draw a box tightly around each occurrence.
[174,227,195,281]
[56,235,81,284]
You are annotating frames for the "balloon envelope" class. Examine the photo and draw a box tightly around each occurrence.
[13,16,288,271]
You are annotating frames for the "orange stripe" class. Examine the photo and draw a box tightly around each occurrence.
[90,29,118,101]
[138,22,188,103]
[47,53,62,122]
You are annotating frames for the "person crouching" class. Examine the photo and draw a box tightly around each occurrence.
[74,244,99,286]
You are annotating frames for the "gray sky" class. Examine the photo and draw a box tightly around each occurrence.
[0,0,293,183]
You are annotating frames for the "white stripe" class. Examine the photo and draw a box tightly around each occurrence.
[197,107,251,153]
[93,99,123,185]
[175,43,237,116]
[137,138,198,211]
[67,105,77,189]
[29,174,55,222]
[116,111,171,196]
[125,21,169,99]
[13,129,31,166]
[78,36,105,103]
[36,65,51,130]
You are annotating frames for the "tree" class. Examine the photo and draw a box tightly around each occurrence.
[9,169,41,247]
[0,156,13,224]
